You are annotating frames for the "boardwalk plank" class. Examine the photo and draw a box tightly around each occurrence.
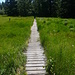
[25,19,46,75]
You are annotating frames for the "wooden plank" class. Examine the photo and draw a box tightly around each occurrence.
[27,47,43,50]
[26,54,44,56]
[26,64,45,67]
[26,52,45,54]
[27,56,46,59]
[26,67,45,71]
[27,70,46,75]
[25,19,46,75]
[26,51,44,54]
[27,50,44,52]
[26,61,45,64]
[27,59,45,61]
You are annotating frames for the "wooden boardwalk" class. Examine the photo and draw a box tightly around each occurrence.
[25,19,46,75]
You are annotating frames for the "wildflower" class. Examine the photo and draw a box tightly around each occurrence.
[72,44,74,47]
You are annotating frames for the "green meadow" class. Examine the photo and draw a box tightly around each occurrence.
[0,15,33,75]
[37,18,75,75]
[0,15,75,75]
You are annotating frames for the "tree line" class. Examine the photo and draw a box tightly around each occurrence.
[0,0,75,18]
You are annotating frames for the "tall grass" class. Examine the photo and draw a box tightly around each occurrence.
[0,15,34,75]
[37,18,75,75]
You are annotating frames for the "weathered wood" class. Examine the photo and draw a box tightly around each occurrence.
[26,67,45,71]
[27,56,46,59]
[27,59,45,61]
[27,50,44,53]
[27,71,46,74]
[26,64,45,67]
[26,61,45,64]
[25,19,46,75]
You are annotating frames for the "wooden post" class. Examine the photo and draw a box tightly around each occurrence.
[9,18,11,21]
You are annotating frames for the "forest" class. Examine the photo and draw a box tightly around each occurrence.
[0,0,75,18]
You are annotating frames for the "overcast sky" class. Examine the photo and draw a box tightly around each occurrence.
[0,0,5,3]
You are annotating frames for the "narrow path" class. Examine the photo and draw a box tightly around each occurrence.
[25,19,46,75]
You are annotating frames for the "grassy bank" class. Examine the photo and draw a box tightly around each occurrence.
[0,15,34,75]
[37,18,75,75]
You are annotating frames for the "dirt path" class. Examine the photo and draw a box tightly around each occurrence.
[25,19,46,75]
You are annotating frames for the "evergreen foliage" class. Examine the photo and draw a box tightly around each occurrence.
[5,0,18,16]
[0,2,5,15]
[2,0,75,18]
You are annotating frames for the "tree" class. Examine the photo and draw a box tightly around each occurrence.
[32,0,51,17]
[0,2,5,15]
[0,3,2,10]
[55,0,61,17]
[60,0,75,18]
[5,0,18,16]
[32,0,58,17]
[17,0,33,16]
[4,0,75,18]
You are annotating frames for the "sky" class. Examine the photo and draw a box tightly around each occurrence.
[0,0,5,3]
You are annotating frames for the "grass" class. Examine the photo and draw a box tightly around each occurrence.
[0,15,34,75]
[37,18,75,75]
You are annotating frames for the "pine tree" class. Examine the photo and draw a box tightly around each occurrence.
[17,0,33,16]
[60,0,75,18]
[5,0,18,16]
